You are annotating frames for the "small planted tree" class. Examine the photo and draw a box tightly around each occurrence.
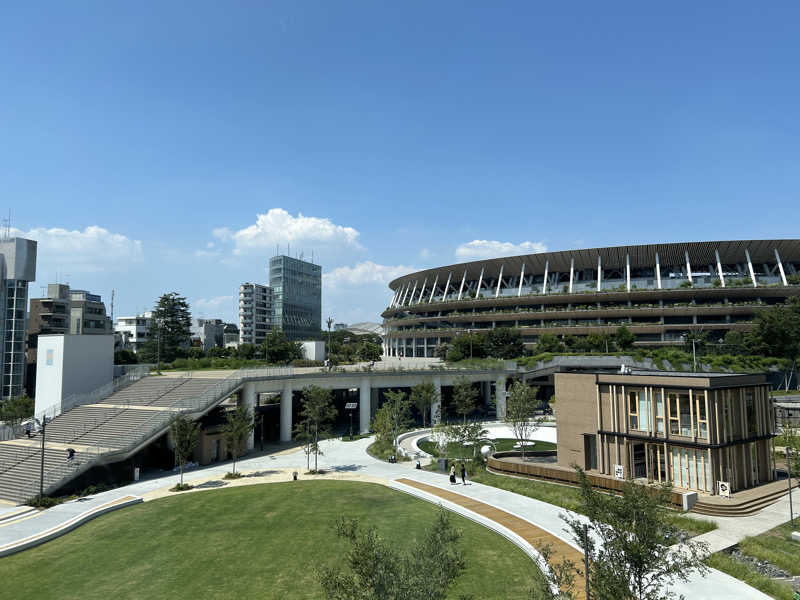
[410,381,439,429]
[372,389,412,455]
[562,468,709,600]
[222,403,254,478]
[505,382,543,460]
[168,413,200,489]
[319,508,466,600]
[299,385,337,473]
[452,377,478,425]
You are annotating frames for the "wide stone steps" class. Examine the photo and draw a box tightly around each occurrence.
[691,482,798,517]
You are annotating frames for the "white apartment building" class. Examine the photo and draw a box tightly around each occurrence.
[115,312,153,353]
[239,283,273,346]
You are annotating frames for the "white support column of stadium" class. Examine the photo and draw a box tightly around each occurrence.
[775,248,788,286]
[429,274,439,303]
[541,260,549,294]
[655,252,662,289]
[400,282,411,306]
[359,376,371,434]
[408,281,418,307]
[495,264,504,298]
[625,253,631,292]
[442,271,453,302]
[568,257,574,293]
[390,289,399,308]
[243,381,256,450]
[596,255,602,291]
[517,262,525,296]
[715,250,726,287]
[457,269,467,300]
[745,248,757,287]
[417,278,427,304]
[475,267,485,299]
[280,380,292,442]
[685,251,693,285]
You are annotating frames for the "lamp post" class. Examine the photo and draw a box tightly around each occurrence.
[326,316,334,361]
[681,334,697,372]
[788,446,795,528]
[36,416,47,507]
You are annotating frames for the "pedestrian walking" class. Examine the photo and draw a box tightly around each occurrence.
[449,464,456,485]
[460,463,467,485]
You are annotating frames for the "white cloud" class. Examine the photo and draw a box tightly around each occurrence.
[322,261,413,288]
[215,208,362,255]
[12,225,143,273]
[455,239,548,260]
[193,295,234,311]
[322,261,415,324]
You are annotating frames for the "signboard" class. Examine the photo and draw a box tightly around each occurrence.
[717,481,730,498]
[614,464,624,479]
[344,402,358,410]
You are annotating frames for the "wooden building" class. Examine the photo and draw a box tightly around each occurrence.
[555,370,776,495]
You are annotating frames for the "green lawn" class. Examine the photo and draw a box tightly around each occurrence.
[705,553,794,600]
[470,467,716,537]
[418,438,557,459]
[0,481,542,600]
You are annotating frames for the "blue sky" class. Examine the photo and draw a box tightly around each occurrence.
[3,2,799,325]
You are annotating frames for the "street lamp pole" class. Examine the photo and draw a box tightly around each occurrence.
[788,447,795,528]
[326,316,334,360]
[38,416,47,507]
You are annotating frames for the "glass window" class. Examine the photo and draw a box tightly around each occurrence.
[696,394,708,439]
[669,393,680,434]
[638,391,650,432]
[655,391,665,434]
[679,394,692,436]
[628,391,639,430]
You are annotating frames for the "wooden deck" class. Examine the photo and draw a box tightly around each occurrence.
[396,478,586,599]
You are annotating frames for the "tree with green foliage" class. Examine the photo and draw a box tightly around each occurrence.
[561,468,709,600]
[0,395,34,425]
[356,341,382,362]
[535,333,565,354]
[410,381,439,429]
[585,332,615,353]
[615,325,636,351]
[259,330,303,364]
[527,543,578,600]
[372,389,412,453]
[751,297,800,391]
[452,377,478,425]
[168,413,200,487]
[293,416,315,472]
[722,330,748,355]
[236,343,256,360]
[505,382,543,460]
[444,421,489,460]
[319,509,469,600]
[222,403,254,476]
[139,292,192,365]
[113,350,138,365]
[486,327,525,359]
[447,331,489,361]
[298,385,337,472]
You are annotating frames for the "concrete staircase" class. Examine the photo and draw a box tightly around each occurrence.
[0,374,241,504]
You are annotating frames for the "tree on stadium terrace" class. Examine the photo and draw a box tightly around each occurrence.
[615,325,636,351]
[750,297,800,391]
[139,292,192,364]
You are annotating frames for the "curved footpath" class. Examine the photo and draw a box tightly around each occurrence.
[0,433,780,599]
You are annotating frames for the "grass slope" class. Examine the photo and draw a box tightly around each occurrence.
[0,481,543,600]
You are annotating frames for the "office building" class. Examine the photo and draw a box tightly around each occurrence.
[1,237,37,400]
[383,240,800,357]
[190,318,225,352]
[269,255,321,341]
[239,283,274,346]
[223,323,239,348]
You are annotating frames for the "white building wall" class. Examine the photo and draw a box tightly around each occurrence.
[34,334,114,417]
[300,341,326,361]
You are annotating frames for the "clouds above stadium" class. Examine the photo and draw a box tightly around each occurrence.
[455,239,548,260]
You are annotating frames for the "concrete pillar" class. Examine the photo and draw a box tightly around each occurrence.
[496,377,507,421]
[280,381,292,443]
[359,377,371,434]
[242,382,256,450]
[432,376,442,425]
